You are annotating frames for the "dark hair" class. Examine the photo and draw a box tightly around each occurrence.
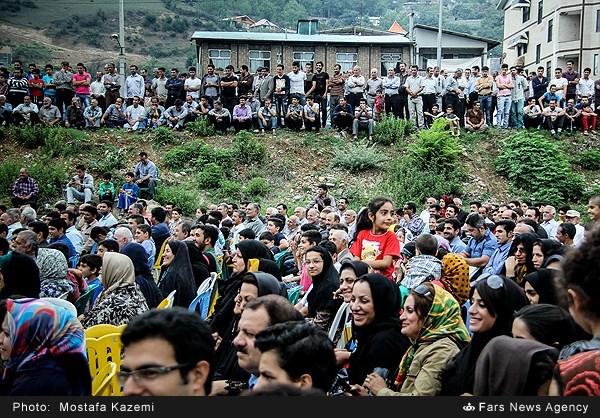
[136,223,152,237]
[244,294,305,326]
[301,229,322,246]
[465,213,485,229]
[254,321,337,392]
[198,224,219,246]
[47,241,70,262]
[268,217,283,232]
[472,275,528,334]
[98,239,119,253]
[47,218,67,233]
[557,222,575,240]
[151,206,167,223]
[121,307,215,393]
[28,221,49,239]
[102,172,112,180]
[90,226,109,240]
[81,205,98,217]
[444,218,461,231]
[415,234,438,256]
[495,219,516,233]
[513,304,577,349]
[238,228,256,240]
[259,231,274,242]
[79,254,103,274]
[318,240,337,258]
[353,196,394,240]
[409,282,435,320]
[76,164,86,171]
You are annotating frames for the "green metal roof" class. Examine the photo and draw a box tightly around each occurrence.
[190,31,412,45]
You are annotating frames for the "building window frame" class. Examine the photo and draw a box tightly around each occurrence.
[546,60,552,79]
[594,54,599,77]
[547,19,553,42]
[535,44,541,64]
[537,0,543,24]
[522,6,530,23]
[208,49,231,71]
[596,9,600,32]
[292,51,315,71]
[248,50,271,74]
[335,52,358,72]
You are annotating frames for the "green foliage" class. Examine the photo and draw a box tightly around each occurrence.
[576,150,600,171]
[232,131,267,165]
[330,145,388,173]
[0,157,67,204]
[162,140,207,170]
[151,126,179,147]
[89,145,128,174]
[185,117,215,137]
[215,179,244,201]
[374,114,414,146]
[156,185,200,216]
[196,163,223,189]
[245,177,270,198]
[378,119,466,205]
[12,125,50,148]
[495,131,584,205]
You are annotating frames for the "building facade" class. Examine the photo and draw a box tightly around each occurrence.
[498,0,600,76]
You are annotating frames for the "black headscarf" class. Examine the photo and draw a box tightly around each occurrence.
[0,252,40,299]
[249,271,288,297]
[523,268,566,308]
[305,245,341,319]
[121,242,163,309]
[158,240,196,308]
[347,273,410,385]
[184,240,211,289]
[439,275,529,395]
[509,233,538,286]
[339,259,370,281]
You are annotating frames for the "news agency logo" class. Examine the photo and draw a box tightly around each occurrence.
[463,403,476,412]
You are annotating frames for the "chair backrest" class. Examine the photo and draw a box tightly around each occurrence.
[85,323,124,339]
[328,302,350,341]
[188,288,213,320]
[57,291,70,300]
[287,285,303,305]
[166,289,176,303]
[41,297,78,317]
[69,254,80,269]
[92,361,117,396]
[273,249,290,270]
[157,297,172,309]
[74,283,100,316]
[85,332,123,395]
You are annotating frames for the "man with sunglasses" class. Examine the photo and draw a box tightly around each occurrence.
[119,307,216,396]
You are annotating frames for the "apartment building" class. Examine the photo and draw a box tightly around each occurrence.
[497,0,600,76]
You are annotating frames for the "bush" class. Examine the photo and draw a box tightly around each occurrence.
[330,145,388,173]
[156,185,200,216]
[185,117,215,137]
[162,140,207,170]
[374,114,414,145]
[196,163,223,189]
[409,118,462,173]
[576,150,600,171]
[12,125,50,148]
[151,126,179,147]
[89,145,128,174]
[232,130,267,164]
[215,179,244,201]
[495,131,584,205]
[245,177,270,198]
[0,157,68,205]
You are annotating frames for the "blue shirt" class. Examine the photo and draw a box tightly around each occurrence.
[466,228,498,260]
[482,241,512,275]
[449,236,468,254]
[49,234,77,259]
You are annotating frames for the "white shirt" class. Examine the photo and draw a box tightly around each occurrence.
[577,78,594,98]
[287,71,306,95]
[184,77,202,99]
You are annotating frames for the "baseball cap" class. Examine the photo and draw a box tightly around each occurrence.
[565,210,580,218]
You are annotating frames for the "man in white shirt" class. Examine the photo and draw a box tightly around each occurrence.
[287,61,307,105]
[564,209,586,247]
[124,95,146,131]
[576,67,594,102]
[405,64,425,129]
[184,67,202,101]
[124,64,145,106]
[540,205,559,238]
[548,68,568,105]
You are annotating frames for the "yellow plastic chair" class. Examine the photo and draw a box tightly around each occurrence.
[92,361,117,396]
[85,323,124,339]
[157,297,172,309]
[86,332,124,395]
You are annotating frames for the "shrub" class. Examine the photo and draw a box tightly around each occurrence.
[162,140,207,170]
[151,126,178,146]
[0,157,68,204]
[232,130,267,164]
[156,185,200,216]
[89,145,128,174]
[12,125,50,148]
[374,114,414,145]
[408,118,462,173]
[576,150,600,171]
[185,117,215,137]
[330,145,388,173]
[495,131,584,205]
[196,163,223,189]
[245,177,270,197]
[215,179,244,201]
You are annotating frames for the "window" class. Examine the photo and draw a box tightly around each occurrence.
[597,9,600,32]
[546,61,552,78]
[535,44,541,64]
[537,1,543,24]
[335,52,358,72]
[522,7,530,23]
[594,54,599,76]
[547,19,553,42]
[292,52,315,71]
[381,52,403,75]
[208,49,231,71]
[248,50,271,73]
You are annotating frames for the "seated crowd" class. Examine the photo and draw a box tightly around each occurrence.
[1,170,600,397]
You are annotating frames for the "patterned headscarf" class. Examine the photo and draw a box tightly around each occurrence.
[4,298,86,373]
[38,248,74,298]
[394,284,470,387]
[440,253,471,306]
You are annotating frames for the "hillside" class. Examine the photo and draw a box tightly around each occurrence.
[1,122,599,224]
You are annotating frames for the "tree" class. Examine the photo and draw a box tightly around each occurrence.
[282,0,308,28]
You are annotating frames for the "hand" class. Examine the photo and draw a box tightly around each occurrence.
[362,372,387,395]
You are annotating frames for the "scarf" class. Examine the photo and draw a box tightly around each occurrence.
[98,252,136,301]
[440,253,471,306]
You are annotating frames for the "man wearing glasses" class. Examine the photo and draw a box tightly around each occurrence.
[119,308,215,396]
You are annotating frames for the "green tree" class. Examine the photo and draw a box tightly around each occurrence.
[282,0,308,28]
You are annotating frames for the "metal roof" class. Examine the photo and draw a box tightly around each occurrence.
[190,31,412,44]
[413,24,501,48]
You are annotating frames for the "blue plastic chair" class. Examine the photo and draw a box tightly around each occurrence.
[188,289,212,320]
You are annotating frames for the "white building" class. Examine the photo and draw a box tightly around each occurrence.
[497,0,600,76]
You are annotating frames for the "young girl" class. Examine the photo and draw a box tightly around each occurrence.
[117,171,139,215]
[349,196,401,280]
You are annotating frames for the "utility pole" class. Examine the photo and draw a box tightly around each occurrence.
[437,0,443,69]
[119,0,125,96]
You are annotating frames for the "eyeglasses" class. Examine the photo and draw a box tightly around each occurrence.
[117,364,191,385]
[473,273,504,289]
[413,284,432,298]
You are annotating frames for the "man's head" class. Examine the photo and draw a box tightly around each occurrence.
[343,209,357,225]
[113,226,133,249]
[12,230,38,256]
[564,209,580,225]
[542,205,556,222]
[27,220,49,243]
[443,218,461,242]
[174,221,191,240]
[464,213,487,242]
[232,295,304,376]
[494,219,516,246]
[328,228,348,253]
[150,207,167,225]
[120,307,215,396]
[194,224,218,251]
[306,208,320,225]
[98,200,113,216]
[47,218,67,240]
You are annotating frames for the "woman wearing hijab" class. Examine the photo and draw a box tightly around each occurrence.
[46,242,87,302]
[208,240,274,338]
[0,251,40,299]
[346,273,410,386]
[1,298,91,395]
[439,273,529,395]
[184,240,212,290]
[532,238,565,271]
[210,271,288,396]
[38,248,75,300]
[473,335,558,395]
[523,268,567,308]
[357,282,470,396]
[157,239,197,308]
[81,252,149,328]
[505,232,538,286]
[121,242,164,308]
[437,253,471,307]
[304,245,342,331]
[512,304,579,350]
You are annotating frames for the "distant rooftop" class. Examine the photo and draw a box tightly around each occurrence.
[190,31,411,44]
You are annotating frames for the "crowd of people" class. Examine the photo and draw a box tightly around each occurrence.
[1,169,600,396]
[2,58,597,142]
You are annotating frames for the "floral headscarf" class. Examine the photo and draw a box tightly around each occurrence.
[4,298,86,373]
[394,284,470,387]
[440,253,471,306]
